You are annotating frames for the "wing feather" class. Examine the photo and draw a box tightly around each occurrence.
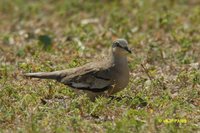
[59,60,114,92]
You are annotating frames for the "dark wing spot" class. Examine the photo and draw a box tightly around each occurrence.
[67,82,111,92]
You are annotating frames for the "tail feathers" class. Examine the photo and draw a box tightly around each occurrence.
[24,71,61,80]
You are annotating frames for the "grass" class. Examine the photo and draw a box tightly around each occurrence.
[0,0,199,132]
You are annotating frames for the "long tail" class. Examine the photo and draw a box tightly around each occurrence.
[24,71,61,80]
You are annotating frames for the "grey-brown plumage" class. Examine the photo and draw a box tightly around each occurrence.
[24,39,131,100]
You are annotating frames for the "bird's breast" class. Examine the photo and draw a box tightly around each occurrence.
[109,66,129,94]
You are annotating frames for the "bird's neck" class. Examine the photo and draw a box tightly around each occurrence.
[111,51,128,67]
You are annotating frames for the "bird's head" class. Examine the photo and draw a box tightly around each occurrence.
[112,39,132,55]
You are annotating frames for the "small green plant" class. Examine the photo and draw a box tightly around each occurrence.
[38,35,53,51]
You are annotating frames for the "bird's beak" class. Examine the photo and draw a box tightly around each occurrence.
[125,47,132,54]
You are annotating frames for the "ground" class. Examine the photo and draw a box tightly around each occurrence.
[0,0,199,132]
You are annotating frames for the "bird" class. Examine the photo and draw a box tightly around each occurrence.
[24,39,132,100]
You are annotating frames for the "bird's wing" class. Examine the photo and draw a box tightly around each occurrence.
[59,60,114,92]
[24,57,114,92]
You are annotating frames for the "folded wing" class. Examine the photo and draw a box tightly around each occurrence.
[59,62,113,92]
[25,59,114,92]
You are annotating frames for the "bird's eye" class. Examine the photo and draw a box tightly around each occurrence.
[114,41,120,45]
[116,42,124,49]
[112,41,120,48]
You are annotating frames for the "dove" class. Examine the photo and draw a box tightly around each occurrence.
[25,39,131,100]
